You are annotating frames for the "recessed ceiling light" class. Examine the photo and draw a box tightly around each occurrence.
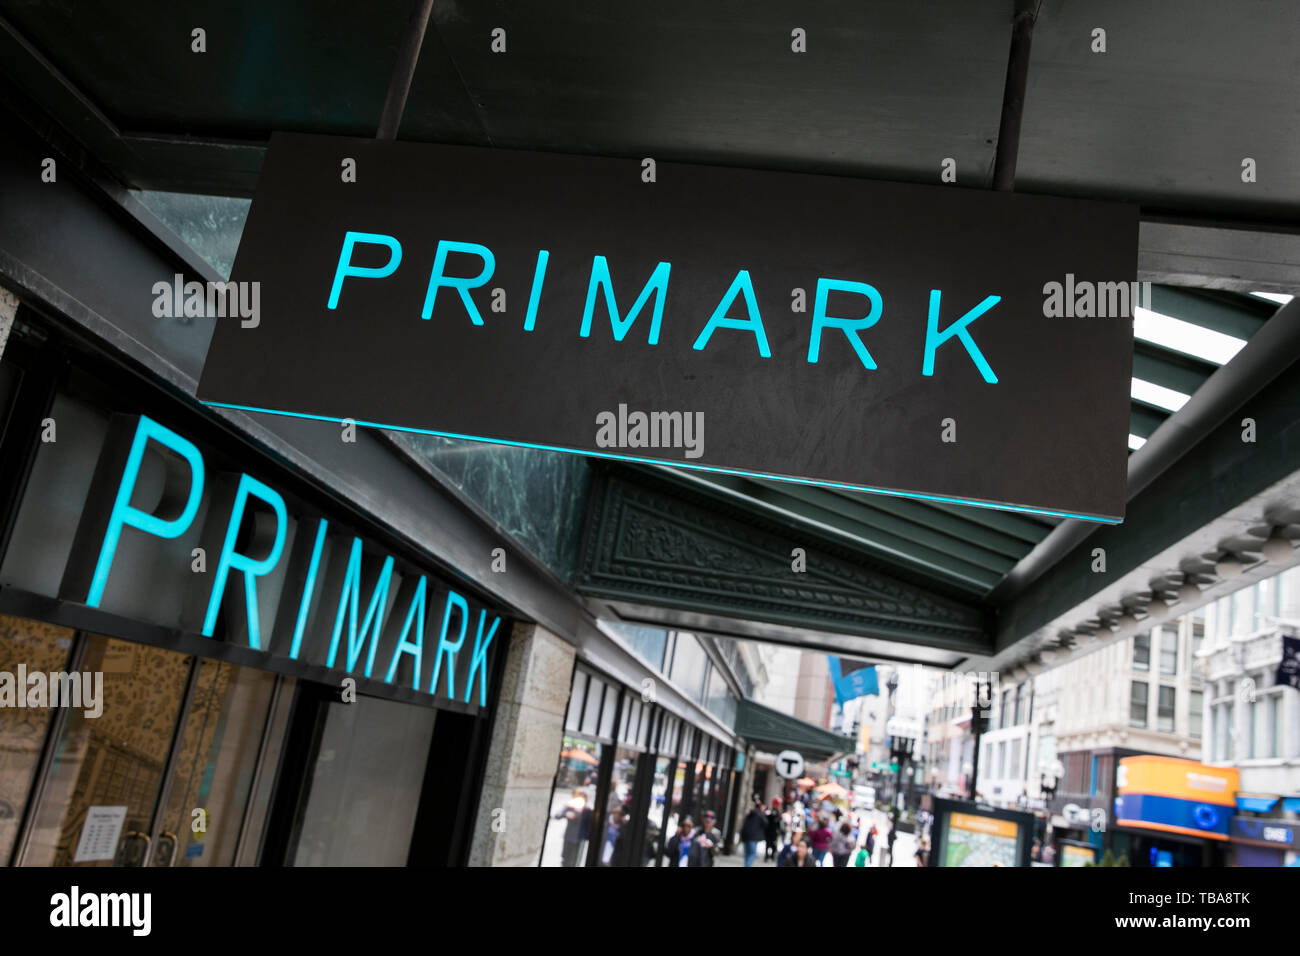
[1131,377,1190,413]
[1134,307,1246,366]
[1250,291,1294,306]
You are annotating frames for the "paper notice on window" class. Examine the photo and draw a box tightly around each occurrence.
[73,805,128,862]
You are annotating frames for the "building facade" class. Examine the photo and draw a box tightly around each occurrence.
[1198,568,1300,866]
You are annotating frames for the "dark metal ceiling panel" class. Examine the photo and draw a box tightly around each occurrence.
[408,0,1010,182]
[1018,0,1300,222]
[0,0,441,137]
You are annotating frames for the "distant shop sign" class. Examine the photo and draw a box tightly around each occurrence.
[198,134,1138,522]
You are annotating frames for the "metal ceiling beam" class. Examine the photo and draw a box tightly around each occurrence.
[990,0,1039,192]
[1128,405,1166,440]
[376,0,436,140]
[818,487,1032,561]
[1149,286,1272,339]
[1131,347,1213,397]
[923,500,1056,545]
[1138,220,1300,295]
[659,468,1001,593]
[757,481,1017,577]
[991,295,1300,649]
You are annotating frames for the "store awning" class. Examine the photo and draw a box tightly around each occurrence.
[735,699,855,763]
[1235,794,1279,813]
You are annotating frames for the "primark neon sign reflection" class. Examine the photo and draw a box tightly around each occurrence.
[327,231,1003,381]
[78,415,500,707]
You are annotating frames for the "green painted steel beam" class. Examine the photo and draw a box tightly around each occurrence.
[921,499,1057,545]
[1150,286,1271,341]
[745,480,1015,582]
[1129,403,1167,439]
[1131,346,1214,397]
[815,486,1032,561]
[663,469,1001,592]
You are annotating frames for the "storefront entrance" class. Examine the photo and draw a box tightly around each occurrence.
[3,617,290,867]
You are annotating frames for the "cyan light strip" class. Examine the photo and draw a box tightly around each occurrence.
[202,401,1123,525]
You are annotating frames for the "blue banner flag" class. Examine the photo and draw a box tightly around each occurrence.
[828,657,879,704]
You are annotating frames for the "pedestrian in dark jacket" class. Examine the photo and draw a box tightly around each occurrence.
[740,799,767,867]
[779,840,817,868]
[764,799,782,861]
[664,817,713,867]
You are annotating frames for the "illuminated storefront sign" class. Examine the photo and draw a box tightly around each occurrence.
[1113,755,1238,841]
[198,133,1138,522]
[59,414,503,711]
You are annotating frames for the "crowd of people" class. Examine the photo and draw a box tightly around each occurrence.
[729,793,929,868]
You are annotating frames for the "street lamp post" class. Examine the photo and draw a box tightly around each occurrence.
[968,678,989,801]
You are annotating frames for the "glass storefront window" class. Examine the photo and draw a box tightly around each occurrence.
[670,633,709,701]
[541,735,603,867]
[603,621,669,671]
[21,636,192,866]
[599,747,639,866]
[154,660,278,866]
[0,616,74,863]
[292,694,437,866]
[646,755,672,866]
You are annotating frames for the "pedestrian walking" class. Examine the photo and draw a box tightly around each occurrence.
[808,815,833,866]
[740,798,767,867]
[764,799,782,861]
[779,837,817,868]
[830,821,854,867]
[664,816,713,867]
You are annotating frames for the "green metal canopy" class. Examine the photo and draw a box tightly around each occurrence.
[735,699,856,763]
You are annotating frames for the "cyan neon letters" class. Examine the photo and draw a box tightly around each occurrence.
[807,278,883,369]
[462,610,501,707]
[580,256,670,344]
[201,474,287,650]
[421,240,495,325]
[327,232,402,309]
[327,538,395,678]
[922,290,1000,383]
[87,416,205,607]
[385,575,427,690]
[692,270,770,357]
[289,518,328,660]
[430,589,469,698]
[523,250,550,331]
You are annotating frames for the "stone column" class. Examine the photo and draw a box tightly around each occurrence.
[468,621,575,867]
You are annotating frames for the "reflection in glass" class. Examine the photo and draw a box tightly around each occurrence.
[540,735,602,866]
[293,695,436,866]
[155,660,277,866]
[22,637,191,866]
[600,747,639,866]
[0,616,74,863]
[645,756,671,866]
